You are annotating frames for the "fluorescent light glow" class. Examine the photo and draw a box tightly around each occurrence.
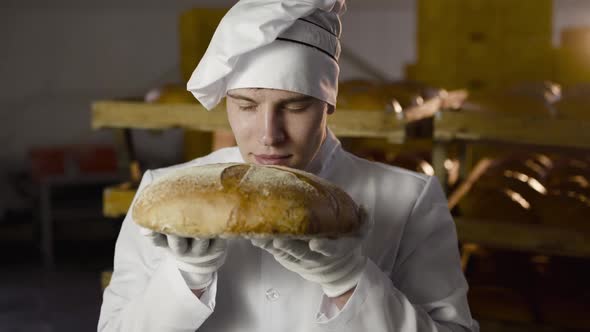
[503,170,547,194]
[419,161,435,176]
[504,189,531,210]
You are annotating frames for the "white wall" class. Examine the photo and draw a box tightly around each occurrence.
[340,5,416,81]
[0,7,182,169]
[0,3,190,210]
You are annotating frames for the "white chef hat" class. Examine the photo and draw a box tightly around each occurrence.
[187,0,346,110]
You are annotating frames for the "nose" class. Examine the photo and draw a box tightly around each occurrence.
[258,107,286,146]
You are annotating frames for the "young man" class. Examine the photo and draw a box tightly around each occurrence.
[98,1,478,331]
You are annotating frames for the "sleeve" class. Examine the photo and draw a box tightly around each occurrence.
[314,176,479,332]
[97,170,218,332]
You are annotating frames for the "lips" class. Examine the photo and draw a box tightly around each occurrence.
[253,154,292,166]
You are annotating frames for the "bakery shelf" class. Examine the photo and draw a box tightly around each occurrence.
[91,98,447,221]
[103,189,590,258]
[434,110,590,150]
[102,185,137,218]
[91,100,421,143]
[102,187,590,260]
[431,109,590,188]
[455,218,590,258]
[92,99,439,218]
[93,100,590,260]
[434,110,590,265]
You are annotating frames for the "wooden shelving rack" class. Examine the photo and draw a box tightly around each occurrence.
[92,100,434,217]
[432,109,590,259]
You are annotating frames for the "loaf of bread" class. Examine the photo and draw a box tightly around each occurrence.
[132,163,363,238]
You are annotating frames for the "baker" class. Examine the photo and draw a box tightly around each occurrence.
[98,0,479,331]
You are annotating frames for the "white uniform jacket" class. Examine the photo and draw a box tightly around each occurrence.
[98,130,479,332]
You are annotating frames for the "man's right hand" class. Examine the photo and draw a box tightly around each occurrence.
[139,227,228,291]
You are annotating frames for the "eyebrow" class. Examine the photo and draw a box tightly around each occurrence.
[226,92,257,103]
[226,92,315,105]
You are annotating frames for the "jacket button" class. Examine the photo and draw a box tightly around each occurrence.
[265,288,280,302]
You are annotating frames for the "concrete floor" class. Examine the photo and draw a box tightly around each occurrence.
[2,220,588,332]
[0,240,114,332]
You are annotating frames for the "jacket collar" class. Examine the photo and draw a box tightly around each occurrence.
[304,128,341,178]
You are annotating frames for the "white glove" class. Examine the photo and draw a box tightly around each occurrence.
[140,227,228,290]
[251,225,369,298]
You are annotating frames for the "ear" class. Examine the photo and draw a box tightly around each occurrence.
[327,104,335,115]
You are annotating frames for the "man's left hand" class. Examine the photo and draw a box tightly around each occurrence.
[251,234,366,298]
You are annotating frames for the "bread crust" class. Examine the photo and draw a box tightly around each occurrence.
[132,163,362,238]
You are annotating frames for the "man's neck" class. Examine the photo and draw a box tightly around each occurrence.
[304,129,337,176]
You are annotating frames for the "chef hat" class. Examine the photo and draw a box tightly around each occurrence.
[187,0,346,110]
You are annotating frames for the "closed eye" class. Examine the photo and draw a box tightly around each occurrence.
[238,105,257,111]
[283,102,313,113]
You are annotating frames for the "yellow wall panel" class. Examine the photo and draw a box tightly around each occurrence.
[178,8,229,161]
[496,0,553,35]
[179,8,229,82]
[183,129,214,161]
[557,27,590,85]
[557,49,590,86]
[414,0,553,90]
[410,61,458,88]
